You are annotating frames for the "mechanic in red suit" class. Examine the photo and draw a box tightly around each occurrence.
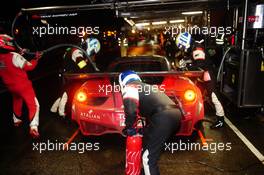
[119,70,182,175]
[0,34,42,138]
[50,37,100,117]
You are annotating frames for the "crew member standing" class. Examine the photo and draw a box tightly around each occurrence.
[176,32,225,128]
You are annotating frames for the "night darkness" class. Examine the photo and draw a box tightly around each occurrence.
[0,1,263,175]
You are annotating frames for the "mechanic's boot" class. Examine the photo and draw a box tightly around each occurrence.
[13,113,22,127]
[50,97,61,113]
[29,126,40,138]
[210,116,224,129]
[58,92,68,117]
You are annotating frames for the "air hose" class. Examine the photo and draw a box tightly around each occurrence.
[11,11,100,71]
[216,46,233,82]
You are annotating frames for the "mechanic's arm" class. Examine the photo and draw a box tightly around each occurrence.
[122,85,139,128]
[12,52,40,71]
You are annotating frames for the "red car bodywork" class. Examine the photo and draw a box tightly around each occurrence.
[69,56,204,136]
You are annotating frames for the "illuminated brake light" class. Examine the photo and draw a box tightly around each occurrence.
[77,91,87,103]
[184,90,196,102]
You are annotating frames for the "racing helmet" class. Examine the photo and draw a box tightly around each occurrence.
[119,70,141,88]
[83,38,101,57]
[0,34,16,51]
[176,32,192,52]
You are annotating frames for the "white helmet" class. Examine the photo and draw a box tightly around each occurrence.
[119,70,141,87]
[176,32,192,52]
[118,70,141,94]
[85,38,101,57]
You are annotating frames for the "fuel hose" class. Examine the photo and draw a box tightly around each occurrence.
[11,11,100,71]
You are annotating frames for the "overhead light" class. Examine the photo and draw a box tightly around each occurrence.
[41,19,48,25]
[152,21,167,25]
[124,18,135,27]
[135,22,150,27]
[181,11,203,15]
[121,12,131,16]
[169,19,185,23]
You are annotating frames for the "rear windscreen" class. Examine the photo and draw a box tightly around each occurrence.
[110,61,167,72]
[111,75,164,85]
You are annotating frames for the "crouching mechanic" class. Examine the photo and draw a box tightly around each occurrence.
[119,70,182,175]
[50,37,100,117]
[176,32,225,128]
[0,34,42,138]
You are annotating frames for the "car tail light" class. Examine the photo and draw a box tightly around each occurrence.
[184,89,196,102]
[76,91,87,103]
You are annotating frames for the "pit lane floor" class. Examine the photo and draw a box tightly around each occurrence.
[0,75,263,175]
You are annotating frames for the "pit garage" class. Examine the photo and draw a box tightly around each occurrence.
[0,0,263,175]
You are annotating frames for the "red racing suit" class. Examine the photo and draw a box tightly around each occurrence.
[0,52,39,127]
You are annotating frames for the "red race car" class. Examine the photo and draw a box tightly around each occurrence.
[66,56,204,136]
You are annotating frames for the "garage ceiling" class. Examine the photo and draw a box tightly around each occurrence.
[18,0,242,24]
[19,0,240,12]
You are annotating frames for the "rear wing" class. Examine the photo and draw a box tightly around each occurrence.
[64,70,204,81]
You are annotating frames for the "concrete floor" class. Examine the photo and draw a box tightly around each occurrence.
[0,75,263,175]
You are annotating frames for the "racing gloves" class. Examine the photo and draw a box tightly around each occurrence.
[122,127,137,137]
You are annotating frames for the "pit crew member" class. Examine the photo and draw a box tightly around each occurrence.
[50,37,100,117]
[119,70,182,175]
[0,34,42,138]
[176,32,225,129]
